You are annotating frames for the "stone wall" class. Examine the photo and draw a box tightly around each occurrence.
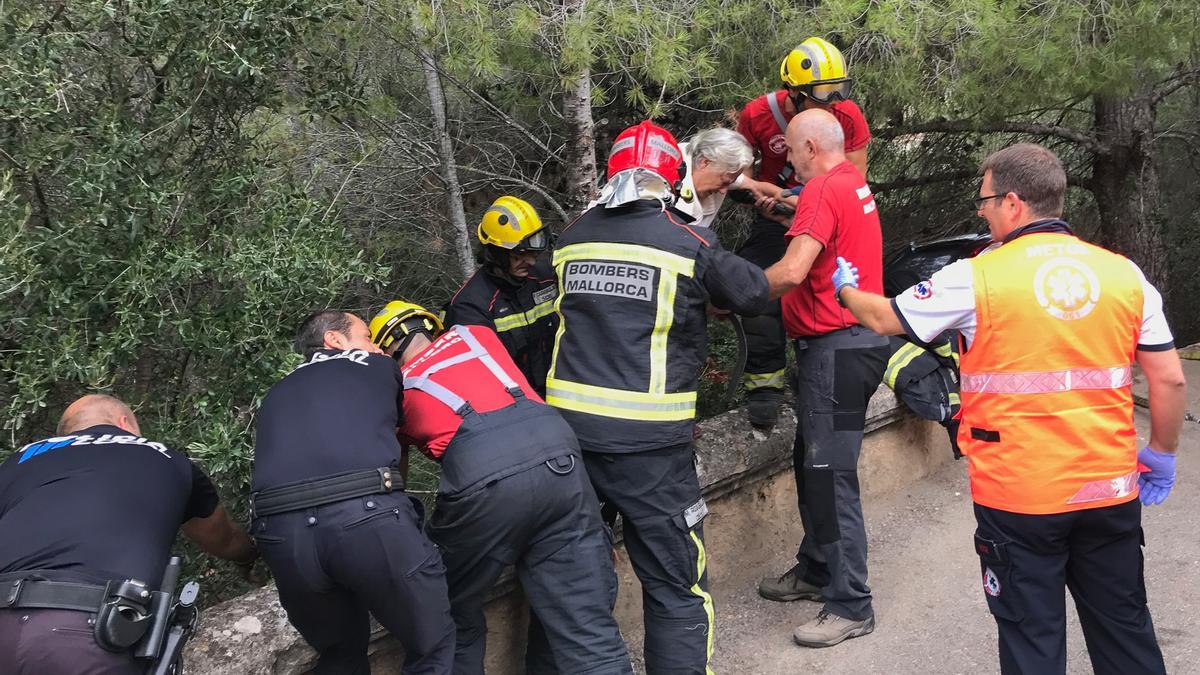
[187,386,953,674]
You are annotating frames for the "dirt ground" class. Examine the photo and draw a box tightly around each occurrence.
[704,401,1200,674]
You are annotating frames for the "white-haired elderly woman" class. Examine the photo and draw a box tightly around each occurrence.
[676,127,754,228]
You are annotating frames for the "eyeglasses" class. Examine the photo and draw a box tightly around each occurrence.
[972,193,1006,209]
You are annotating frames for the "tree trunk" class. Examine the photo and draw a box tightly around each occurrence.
[560,0,597,218]
[411,7,474,280]
[1089,93,1167,293]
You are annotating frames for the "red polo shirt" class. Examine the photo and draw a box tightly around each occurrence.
[737,91,870,188]
[782,160,883,337]
[396,325,541,459]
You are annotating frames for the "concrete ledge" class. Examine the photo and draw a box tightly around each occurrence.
[187,385,949,674]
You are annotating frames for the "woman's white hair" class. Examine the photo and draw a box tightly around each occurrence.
[688,127,753,174]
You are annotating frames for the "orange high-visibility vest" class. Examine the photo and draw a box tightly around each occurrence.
[959,231,1143,515]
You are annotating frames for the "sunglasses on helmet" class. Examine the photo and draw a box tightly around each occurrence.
[512,229,549,253]
[791,80,853,105]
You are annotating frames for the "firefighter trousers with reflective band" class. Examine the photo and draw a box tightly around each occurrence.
[0,608,143,674]
[583,444,714,675]
[791,327,888,621]
[426,400,631,675]
[973,500,1165,675]
[738,215,789,396]
[252,492,455,675]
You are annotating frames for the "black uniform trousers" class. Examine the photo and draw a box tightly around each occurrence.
[791,327,889,621]
[0,607,142,674]
[737,215,789,396]
[253,492,455,675]
[427,457,630,675]
[583,444,713,675]
[973,499,1166,675]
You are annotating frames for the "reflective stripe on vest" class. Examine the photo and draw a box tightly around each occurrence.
[960,366,1131,394]
[548,242,697,422]
[1066,469,1139,505]
[958,232,1142,515]
[403,326,520,412]
[765,94,794,182]
[493,297,557,334]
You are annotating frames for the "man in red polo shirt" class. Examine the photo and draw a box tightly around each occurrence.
[734,37,871,431]
[760,108,888,648]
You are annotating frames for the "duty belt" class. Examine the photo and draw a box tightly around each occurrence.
[251,466,401,518]
[1,578,112,613]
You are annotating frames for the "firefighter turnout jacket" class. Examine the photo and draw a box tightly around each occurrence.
[884,334,962,458]
[548,201,770,452]
[444,258,559,395]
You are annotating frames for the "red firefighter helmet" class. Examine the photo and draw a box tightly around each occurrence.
[606,120,684,188]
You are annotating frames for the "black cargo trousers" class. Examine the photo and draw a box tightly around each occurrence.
[252,491,456,675]
[790,326,889,621]
[973,499,1165,675]
[425,394,631,675]
[583,444,714,675]
[736,215,790,398]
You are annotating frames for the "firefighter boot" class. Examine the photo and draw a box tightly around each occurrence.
[747,387,784,431]
[757,562,823,602]
[792,609,876,648]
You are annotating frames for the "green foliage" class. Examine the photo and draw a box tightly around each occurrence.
[1,1,388,600]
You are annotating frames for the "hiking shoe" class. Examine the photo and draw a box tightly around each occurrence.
[757,563,823,602]
[792,610,876,648]
[747,388,783,430]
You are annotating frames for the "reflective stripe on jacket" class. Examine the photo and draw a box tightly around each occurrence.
[959,231,1142,514]
[548,201,769,453]
[443,258,559,396]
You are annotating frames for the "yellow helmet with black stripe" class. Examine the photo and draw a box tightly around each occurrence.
[369,300,444,354]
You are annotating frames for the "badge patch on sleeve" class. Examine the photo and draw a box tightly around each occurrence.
[913,280,934,300]
[563,261,654,301]
[683,498,709,529]
[983,567,1002,597]
[532,285,559,305]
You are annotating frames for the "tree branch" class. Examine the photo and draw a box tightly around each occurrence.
[876,119,1104,154]
[35,3,67,36]
[377,23,565,163]
[453,164,569,226]
[870,169,977,194]
[1152,68,1200,105]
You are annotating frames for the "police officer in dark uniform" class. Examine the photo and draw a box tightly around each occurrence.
[370,301,632,675]
[444,195,558,395]
[251,311,454,675]
[548,121,770,674]
[0,394,258,674]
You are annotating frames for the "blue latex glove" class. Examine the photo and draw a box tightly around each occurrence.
[832,256,860,300]
[781,184,805,198]
[1137,446,1176,506]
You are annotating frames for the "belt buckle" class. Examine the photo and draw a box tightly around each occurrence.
[4,579,23,608]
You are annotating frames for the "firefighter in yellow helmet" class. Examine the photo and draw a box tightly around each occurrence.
[369,300,633,675]
[444,196,559,397]
[730,37,872,432]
